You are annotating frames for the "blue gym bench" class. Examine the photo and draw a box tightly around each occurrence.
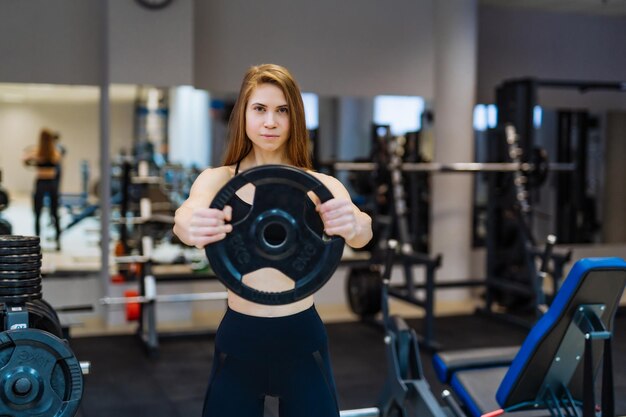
[433,257,626,417]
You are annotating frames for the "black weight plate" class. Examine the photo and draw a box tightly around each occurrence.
[0,270,40,280]
[0,329,82,416]
[26,300,64,339]
[0,277,41,288]
[0,246,36,256]
[0,253,42,264]
[33,298,62,333]
[0,301,60,338]
[0,284,42,296]
[0,219,11,235]
[0,187,8,210]
[0,260,41,271]
[0,293,42,304]
[0,235,40,249]
[347,267,382,317]
[205,165,344,305]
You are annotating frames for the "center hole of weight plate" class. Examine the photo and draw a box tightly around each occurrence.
[262,222,287,248]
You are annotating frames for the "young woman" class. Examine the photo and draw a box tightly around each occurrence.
[23,128,63,250]
[174,64,372,416]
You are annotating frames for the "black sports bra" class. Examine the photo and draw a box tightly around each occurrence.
[229,161,324,236]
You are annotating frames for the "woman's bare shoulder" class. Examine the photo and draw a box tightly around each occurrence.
[195,165,233,188]
[307,170,350,199]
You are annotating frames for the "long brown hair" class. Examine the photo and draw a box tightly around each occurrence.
[37,129,57,163]
[222,64,312,169]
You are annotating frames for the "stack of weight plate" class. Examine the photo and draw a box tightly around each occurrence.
[0,236,83,417]
[0,235,42,305]
[0,236,64,337]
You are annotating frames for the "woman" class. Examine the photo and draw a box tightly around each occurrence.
[23,128,63,250]
[174,64,372,416]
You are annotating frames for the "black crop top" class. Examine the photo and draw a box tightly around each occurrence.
[229,161,325,236]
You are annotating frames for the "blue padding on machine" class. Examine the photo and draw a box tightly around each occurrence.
[496,257,626,406]
[433,353,448,383]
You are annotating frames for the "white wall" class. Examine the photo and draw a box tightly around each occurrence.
[477,6,626,109]
[194,0,436,98]
[0,97,134,195]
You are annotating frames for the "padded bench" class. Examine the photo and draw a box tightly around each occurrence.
[433,257,626,417]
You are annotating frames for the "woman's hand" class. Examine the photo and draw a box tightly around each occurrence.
[185,206,233,248]
[317,198,358,241]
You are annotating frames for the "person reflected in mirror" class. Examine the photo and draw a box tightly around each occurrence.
[23,128,63,251]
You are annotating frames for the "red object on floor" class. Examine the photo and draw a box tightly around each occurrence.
[125,289,140,321]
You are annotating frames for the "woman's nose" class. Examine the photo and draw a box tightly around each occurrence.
[264,113,277,127]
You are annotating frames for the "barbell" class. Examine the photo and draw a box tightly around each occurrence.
[100,291,228,306]
[333,161,574,173]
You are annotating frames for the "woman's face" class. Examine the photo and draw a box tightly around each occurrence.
[245,83,290,154]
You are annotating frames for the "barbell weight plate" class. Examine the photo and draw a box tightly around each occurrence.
[27,300,64,339]
[0,235,40,249]
[0,270,41,280]
[0,261,42,272]
[529,147,549,188]
[0,277,41,288]
[0,188,9,210]
[125,290,141,321]
[0,329,82,417]
[205,165,345,305]
[0,293,42,304]
[346,267,382,317]
[0,253,42,264]
[0,284,42,296]
[0,220,11,235]
[34,299,62,326]
[0,301,65,339]
[0,246,37,256]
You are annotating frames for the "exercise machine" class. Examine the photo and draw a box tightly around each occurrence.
[433,257,626,417]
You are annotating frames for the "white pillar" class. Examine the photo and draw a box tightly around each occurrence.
[430,0,478,300]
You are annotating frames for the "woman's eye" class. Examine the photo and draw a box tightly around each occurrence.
[253,106,265,112]
[278,107,289,114]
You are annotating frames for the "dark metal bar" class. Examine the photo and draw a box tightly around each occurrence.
[536,79,626,92]
[390,280,484,290]
[99,0,112,315]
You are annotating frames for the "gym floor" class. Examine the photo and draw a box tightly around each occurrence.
[70,312,626,417]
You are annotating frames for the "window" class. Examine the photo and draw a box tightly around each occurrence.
[373,95,425,135]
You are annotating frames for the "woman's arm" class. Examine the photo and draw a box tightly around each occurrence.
[22,148,37,166]
[314,173,373,249]
[173,166,232,248]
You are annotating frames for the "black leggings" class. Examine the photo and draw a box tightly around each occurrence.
[203,306,340,417]
[33,179,61,240]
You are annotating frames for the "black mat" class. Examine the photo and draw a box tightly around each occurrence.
[70,313,626,417]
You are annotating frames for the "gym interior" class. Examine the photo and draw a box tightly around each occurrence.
[1,1,626,416]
